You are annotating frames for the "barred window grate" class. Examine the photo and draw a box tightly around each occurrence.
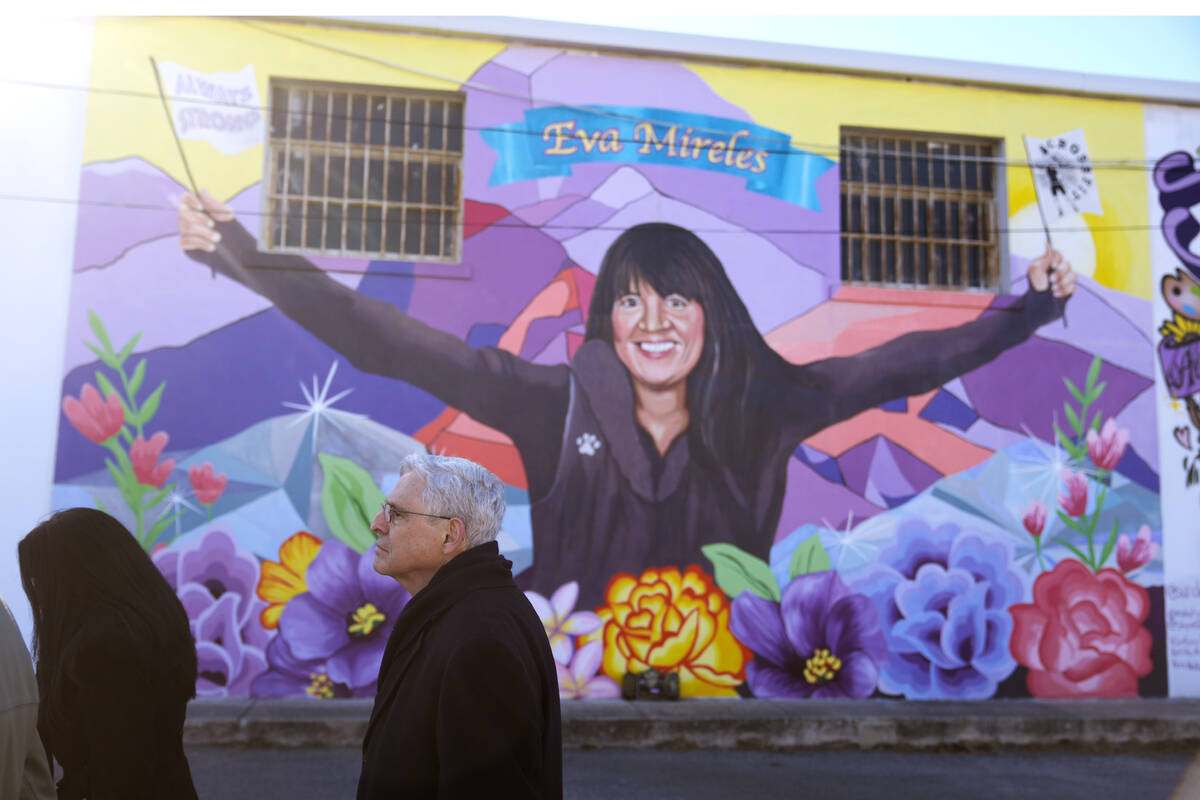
[263,79,465,262]
[839,128,1002,291]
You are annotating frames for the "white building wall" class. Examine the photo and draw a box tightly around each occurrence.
[0,18,94,643]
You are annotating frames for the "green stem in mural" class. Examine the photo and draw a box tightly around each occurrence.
[1035,537,1046,572]
[102,436,146,545]
[1085,484,1107,570]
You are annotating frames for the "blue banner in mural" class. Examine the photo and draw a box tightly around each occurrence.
[480,105,835,211]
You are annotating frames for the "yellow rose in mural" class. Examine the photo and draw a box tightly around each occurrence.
[590,565,748,697]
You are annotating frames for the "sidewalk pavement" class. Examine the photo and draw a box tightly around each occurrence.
[186,697,1200,751]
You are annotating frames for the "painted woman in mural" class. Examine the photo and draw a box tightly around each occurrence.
[178,192,1076,606]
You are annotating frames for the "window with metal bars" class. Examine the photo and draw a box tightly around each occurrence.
[263,78,465,262]
[839,128,1003,291]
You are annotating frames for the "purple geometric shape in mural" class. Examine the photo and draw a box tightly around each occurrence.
[961,335,1153,450]
[919,388,980,431]
[837,436,943,509]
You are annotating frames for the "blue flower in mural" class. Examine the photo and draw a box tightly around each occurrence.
[730,570,887,699]
[852,520,1025,699]
[252,540,409,698]
[154,527,271,696]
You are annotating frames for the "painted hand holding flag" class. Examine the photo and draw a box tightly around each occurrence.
[1022,128,1104,229]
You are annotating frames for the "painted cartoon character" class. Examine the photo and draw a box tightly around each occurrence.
[177,192,1076,606]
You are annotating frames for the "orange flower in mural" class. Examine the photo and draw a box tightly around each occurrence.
[257,531,323,629]
[590,565,748,697]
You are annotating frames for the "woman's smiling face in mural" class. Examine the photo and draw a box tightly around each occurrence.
[611,281,706,391]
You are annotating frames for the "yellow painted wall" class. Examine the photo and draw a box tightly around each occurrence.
[690,63,1150,297]
[83,17,504,201]
[83,17,1152,297]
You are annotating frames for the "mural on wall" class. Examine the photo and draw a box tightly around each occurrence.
[1147,104,1200,697]
[53,20,1167,699]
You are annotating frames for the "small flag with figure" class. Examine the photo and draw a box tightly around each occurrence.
[1022,128,1104,228]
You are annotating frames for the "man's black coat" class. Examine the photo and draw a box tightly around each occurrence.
[358,541,563,799]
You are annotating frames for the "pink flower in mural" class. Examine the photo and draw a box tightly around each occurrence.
[1116,525,1158,575]
[1021,500,1047,538]
[62,384,124,444]
[1009,559,1151,698]
[131,432,175,488]
[1057,470,1088,517]
[555,641,620,700]
[1086,418,1130,472]
[189,462,228,505]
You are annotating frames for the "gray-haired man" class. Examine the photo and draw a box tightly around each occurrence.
[357,454,562,800]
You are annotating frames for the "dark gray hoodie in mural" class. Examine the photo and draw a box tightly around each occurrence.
[190,221,1063,608]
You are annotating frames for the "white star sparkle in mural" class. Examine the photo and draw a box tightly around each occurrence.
[162,487,202,539]
[1011,422,1075,508]
[281,361,364,454]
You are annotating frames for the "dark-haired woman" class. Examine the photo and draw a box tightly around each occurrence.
[179,193,1075,607]
[19,508,198,800]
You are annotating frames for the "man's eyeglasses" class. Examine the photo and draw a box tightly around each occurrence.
[379,502,454,526]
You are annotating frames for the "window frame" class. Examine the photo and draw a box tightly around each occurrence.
[839,126,1010,294]
[260,76,467,264]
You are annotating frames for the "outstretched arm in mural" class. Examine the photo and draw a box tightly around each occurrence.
[176,191,570,452]
[794,242,1076,432]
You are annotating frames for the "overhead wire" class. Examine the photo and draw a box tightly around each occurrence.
[0,18,1182,269]
[0,192,1168,237]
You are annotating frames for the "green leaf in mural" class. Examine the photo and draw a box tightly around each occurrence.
[1097,518,1121,570]
[128,359,147,399]
[1063,377,1084,406]
[701,543,780,602]
[134,382,165,427]
[95,371,133,419]
[85,341,119,370]
[116,332,142,365]
[87,309,114,355]
[145,511,182,550]
[144,483,174,510]
[319,453,383,554]
[1085,354,1102,393]
[1064,402,1081,436]
[788,534,832,579]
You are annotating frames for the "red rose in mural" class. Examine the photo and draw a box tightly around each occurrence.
[1009,559,1151,698]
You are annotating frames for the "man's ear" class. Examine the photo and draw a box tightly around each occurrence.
[442,518,468,553]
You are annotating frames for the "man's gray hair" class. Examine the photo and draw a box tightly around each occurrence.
[397,453,506,547]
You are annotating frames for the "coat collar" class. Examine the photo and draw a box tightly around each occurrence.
[365,542,516,749]
[571,340,690,502]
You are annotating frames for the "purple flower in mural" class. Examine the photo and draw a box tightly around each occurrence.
[525,580,603,665]
[729,571,886,699]
[252,540,410,698]
[154,527,271,696]
[556,641,621,700]
[853,520,1025,700]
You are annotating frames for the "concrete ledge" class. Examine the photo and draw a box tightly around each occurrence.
[185,698,1200,751]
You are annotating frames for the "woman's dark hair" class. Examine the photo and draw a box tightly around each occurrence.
[18,508,197,746]
[586,222,793,469]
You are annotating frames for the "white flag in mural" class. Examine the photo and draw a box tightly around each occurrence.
[156,62,263,156]
[1023,128,1104,222]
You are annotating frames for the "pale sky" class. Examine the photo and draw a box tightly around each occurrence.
[508,14,1200,84]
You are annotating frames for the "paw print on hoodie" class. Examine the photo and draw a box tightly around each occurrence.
[576,432,601,456]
